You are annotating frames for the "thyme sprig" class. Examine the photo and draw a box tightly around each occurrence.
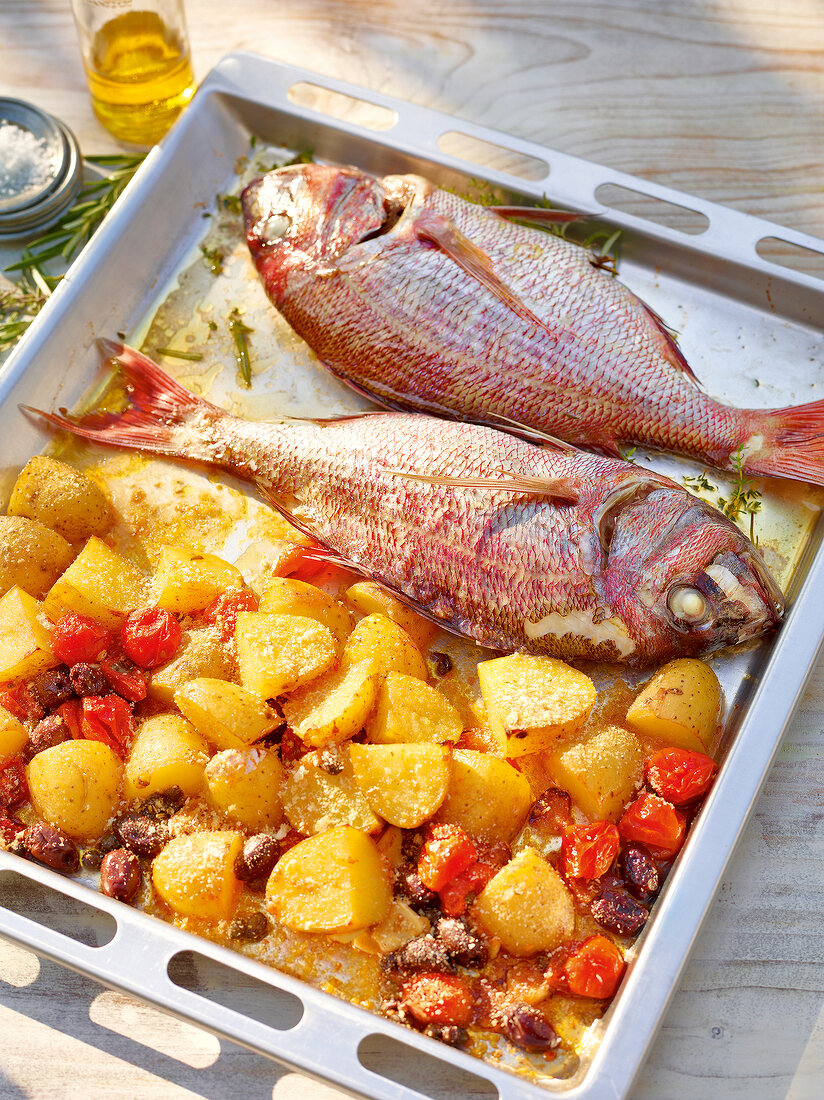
[229,307,254,387]
[683,445,762,541]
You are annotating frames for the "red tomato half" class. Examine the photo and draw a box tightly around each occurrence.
[560,821,620,880]
[100,656,147,702]
[0,682,42,723]
[563,935,625,998]
[418,824,478,893]
[645,747,717,805]
[401,973,475,1027]
[121,608,182,669]
[618,793,686,858]
[51,613,113,665]
[80,695,134,757]
[438,844,508,916]
[202,590,258,642]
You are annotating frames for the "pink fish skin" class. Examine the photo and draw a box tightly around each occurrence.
[28,343,783,665]
[242,164,824,486]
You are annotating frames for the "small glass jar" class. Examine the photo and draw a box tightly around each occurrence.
[70,0,197,145]
[0,99,82,239]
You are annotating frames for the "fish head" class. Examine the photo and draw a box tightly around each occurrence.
[242,165,425,300]
[602,483,783,661]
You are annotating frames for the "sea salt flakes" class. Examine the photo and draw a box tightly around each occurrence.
[0,120,56,199]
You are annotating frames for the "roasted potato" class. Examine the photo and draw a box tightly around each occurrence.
[42,536,146,628]
[123,714,209,801]
[435,749,531,841]
[366,671,462,745]
[281,749,383,835]
[282,660,379,749]
[625,658,721,753]
[174,678,282,750]
[349,742,451,829]
[340,613,427,681]
[8,456,110,541]
[472,848,575,955]
[149,627,237,706]
[152,831,243,920]
[344,581,437,650]
[0,703,27,760]
[152,545,244,614]
[0,586,60,682]
[235,611,336,698]
[0,515,74,599]
[27,740,122,839]
[205,747,284,831]
[548,725,645,822]
[259,577,352,649]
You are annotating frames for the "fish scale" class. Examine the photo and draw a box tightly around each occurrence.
[243,164,824,485]
[29,343,784,665]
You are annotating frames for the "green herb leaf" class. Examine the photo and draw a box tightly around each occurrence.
[229,307,254,387]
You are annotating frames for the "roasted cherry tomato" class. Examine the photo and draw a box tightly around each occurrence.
[0,759,28,812]
[563,935,625,998]
[202,590,258,642]
[51,613,113,665]
[560,821,620,880]
[0,816,24,844]
[100,656,147,702]
[120,608,182,669]
[644,747,717,805]
[80,695,134,757]
[0,681,42,723]
[618,792,686,858]
[401,972,475,1027]
[418,824,478,893]
[439,843,508,916]
[56,698,83,739]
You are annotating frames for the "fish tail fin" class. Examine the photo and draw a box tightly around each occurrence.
[746,399,824,486]
[23,340,225,461]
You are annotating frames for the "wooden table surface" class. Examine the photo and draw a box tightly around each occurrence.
[2,2,824,1098]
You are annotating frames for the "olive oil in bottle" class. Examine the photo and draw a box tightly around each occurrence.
[71,3,196,145]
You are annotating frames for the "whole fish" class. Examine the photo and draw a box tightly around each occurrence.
[28,342,783,664]
[243,164,824,486]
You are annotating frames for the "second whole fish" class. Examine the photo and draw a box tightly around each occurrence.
[28,342,783,665]
[242,164,824,486]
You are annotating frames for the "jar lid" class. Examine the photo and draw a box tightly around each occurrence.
[0,98,82,239]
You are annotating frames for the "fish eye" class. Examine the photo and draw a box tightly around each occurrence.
[259,212,292,242]
[667,586,710,624]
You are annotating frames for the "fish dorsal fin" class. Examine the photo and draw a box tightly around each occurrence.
[414,209,548,332]
[489,205,581,225]
[383,467,580,503]
[480,410,579,451]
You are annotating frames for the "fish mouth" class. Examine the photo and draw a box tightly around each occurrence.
[692,549,784,645]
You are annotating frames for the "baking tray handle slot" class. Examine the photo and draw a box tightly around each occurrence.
[287,81,398,133]
[436,131,549,183]
[0,868,117,950]
[594,182,710,237]
[358,1032,500,1100]
[756,235,824,282]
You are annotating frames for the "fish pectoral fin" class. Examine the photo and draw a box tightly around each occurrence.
[489,205,581,225]
[414,210,547,331]
[384,467,580,503]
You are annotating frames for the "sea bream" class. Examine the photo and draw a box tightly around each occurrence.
[242,164,824,486]
[28,342,783,664]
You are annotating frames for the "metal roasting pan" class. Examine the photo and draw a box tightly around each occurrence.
[2,52,824,1100]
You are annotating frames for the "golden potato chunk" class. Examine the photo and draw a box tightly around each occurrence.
[341,613,427,681]
[625,658,722,753]
[436,749,531,841]
[42,536,146,628]
[205,747,284,831]
[27,741,122,839]
[548,725,645,822]
[344,581,437,650]
[281,749,382,835]
[266,826,391,934]
[124,714,209,801]
[152,545,243,614]
[149,627,236,706]
[349,742,451,829]
[478,654,595,757]
[366,672,462,745]
[0,515,75,599]
[8,456,110,541]
[174,678,281,750]
[0,703,27,760]
[259,578,351,649]
[0,586,59,681]
[472,848,575,955]
[152,831,243,921]
[235,611,336,699]
[282,660,379,749]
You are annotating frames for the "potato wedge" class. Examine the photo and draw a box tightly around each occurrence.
[349,742,451,829]
[366,672,462,745]
[43,536,146,628]
[625,658,721,753]
[478,654,595,757]
[0,515,75,599]
[27,740,122,839]
[205,747,284,831]
[152,831,243,921]
[548,725,645,822]
[0,703,27,761]
[8,456,110,541]
[344,581,437,650]
[0,586,59,682]
[435,749,531,841]
[124,714,209,801]
[174,678,282,750]
[152,545,243,614]
[149,627,236,706]
[235,611,336,699]
[340,613,427,681]
[259,577,351,649]
[281,749,382,835]
[282,660,379,749]
[472,848,575,955]
[266,826,391,933]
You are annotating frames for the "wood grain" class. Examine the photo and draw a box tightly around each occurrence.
[1,2,824,1098]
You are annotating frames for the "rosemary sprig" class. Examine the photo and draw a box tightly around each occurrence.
[228,307,254,387]
[155,347,204,362]
[0,271,50,353]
